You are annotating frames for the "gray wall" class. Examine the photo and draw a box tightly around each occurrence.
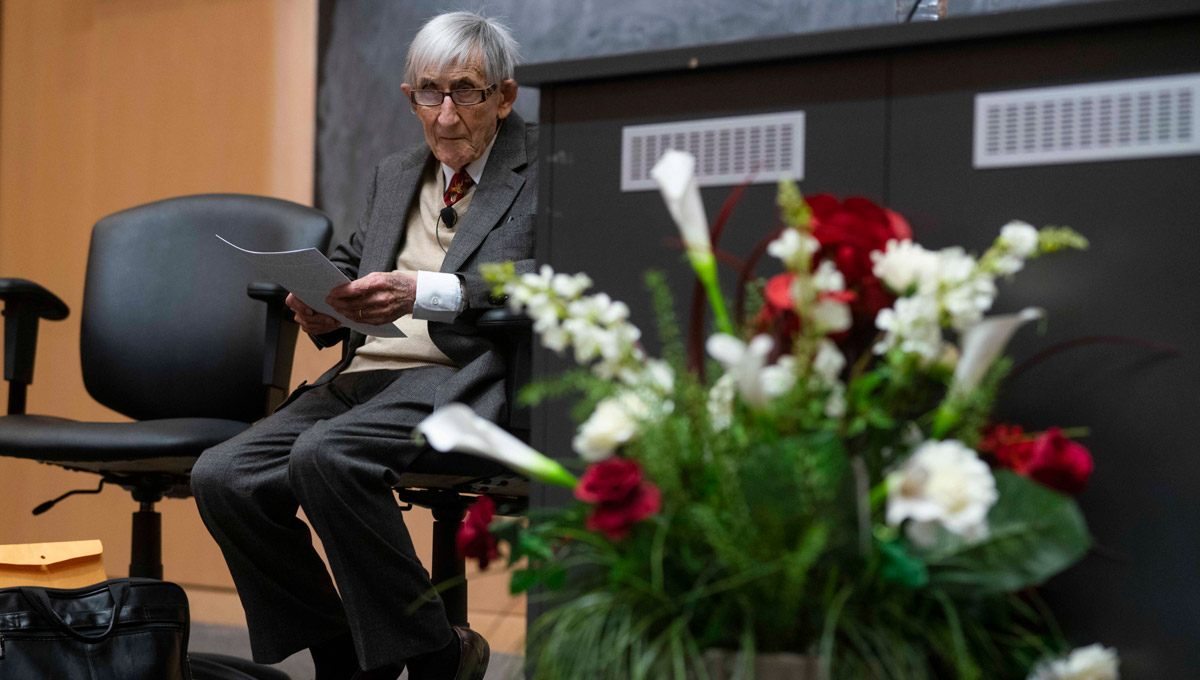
[315,0,1106,240]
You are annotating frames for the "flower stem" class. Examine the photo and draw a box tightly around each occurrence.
[689,250,734,336]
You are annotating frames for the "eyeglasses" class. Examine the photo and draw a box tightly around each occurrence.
[410,84,497,107]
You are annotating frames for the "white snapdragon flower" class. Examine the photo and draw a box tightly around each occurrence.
[812,339,846,384]
[810,260,853,333]
[760,355,797,399]
[988,221,1041,275]
[933,247,997,330]
[707,373,737,431]
[551,271,593,298]
[874,295,942,359]
[767,228,819,270]
[886,439,998,546]
[812,260,846,292]
[812,339,847,418]
[941,275,998,331]
[813,299,853,333]
[1028,644,1119,680]
[824,383,847,418]
[707,333,796,407]
[871,239,940,295]
[503,265,649,385]
[999,220,1040,258]
[572,391,650,462]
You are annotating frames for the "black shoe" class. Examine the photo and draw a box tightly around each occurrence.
[449,627,490,680]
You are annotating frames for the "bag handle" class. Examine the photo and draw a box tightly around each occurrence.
[18,581,131,643]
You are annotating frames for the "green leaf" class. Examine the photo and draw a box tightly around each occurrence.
[878,540,929,588]
[510,568,540,594]
[924,471,1091,594]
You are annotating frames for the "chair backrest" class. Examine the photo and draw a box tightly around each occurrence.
[80,194,332,422]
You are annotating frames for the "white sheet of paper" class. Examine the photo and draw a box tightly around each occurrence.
[218,235,406,338]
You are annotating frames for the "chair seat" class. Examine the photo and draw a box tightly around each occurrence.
[0,415,250,474]
[398,449,529,498]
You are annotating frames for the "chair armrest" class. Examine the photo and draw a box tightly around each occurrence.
[475,307,531,331]
[0,278,70,321]
[247,281,289,305]
[246,282,298,406]
[473,308,532,436]
[0,278,70,415]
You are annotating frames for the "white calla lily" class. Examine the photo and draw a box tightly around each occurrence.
[952,307,1044,395]
[651,150,734,334]
[651,149,711,255]
[418,404,577,488]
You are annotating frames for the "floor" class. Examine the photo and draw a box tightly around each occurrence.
[190,622,525,680]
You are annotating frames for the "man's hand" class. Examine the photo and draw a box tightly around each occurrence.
[286,293,342,335]
[326,271,417,326]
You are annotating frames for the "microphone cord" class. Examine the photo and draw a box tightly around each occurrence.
[437,205,457,253]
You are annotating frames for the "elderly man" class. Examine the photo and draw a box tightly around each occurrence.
[192,11,534,680]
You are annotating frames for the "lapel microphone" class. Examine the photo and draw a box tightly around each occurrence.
[440,206,458,229]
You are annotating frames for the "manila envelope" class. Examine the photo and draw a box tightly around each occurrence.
[0,540,106,588]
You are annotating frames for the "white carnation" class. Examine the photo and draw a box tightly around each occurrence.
[1028,644,1119,680]
[572,391,648,461]
[886,439,998,546]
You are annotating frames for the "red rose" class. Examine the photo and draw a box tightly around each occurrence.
[575,459,662,541]
[1025,428,1094,496]
[808,194,911,317]
[980,423,1035,473]
[456,495,499,569]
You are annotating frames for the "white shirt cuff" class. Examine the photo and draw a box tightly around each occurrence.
[413,270,465,322]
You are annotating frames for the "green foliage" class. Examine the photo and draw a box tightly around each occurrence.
[476,198,1092,679]
[921,471,1091,595]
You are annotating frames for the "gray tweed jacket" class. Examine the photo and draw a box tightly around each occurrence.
[297,111,537,422]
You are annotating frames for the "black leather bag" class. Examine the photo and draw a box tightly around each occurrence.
[0,577,191,679]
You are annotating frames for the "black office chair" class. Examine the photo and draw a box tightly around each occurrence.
[0,194,332,581]
[393,309,532,628]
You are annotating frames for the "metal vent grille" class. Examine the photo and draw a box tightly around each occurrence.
[974,73,1200,169]
[621,111,805,191]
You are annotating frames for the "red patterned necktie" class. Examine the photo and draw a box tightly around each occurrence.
[444,170,474,207]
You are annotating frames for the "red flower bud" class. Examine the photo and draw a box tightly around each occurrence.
[457,495,499,569]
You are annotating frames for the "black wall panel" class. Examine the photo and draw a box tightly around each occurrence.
[528,4,1200,676]
[887,17,1200,676]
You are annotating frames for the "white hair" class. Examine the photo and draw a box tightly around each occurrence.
[404,11,521,86]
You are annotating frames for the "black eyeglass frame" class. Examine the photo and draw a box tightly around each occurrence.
[410,84,498,107]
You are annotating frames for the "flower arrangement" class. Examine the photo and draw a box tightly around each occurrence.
[418,150,1114,679]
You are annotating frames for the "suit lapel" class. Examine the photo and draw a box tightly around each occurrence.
[440,113,527,274]
[362,152,430,274]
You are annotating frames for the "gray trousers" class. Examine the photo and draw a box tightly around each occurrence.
[191,366,457,670]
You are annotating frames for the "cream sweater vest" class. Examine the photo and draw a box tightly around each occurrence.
[342,164,473,373]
